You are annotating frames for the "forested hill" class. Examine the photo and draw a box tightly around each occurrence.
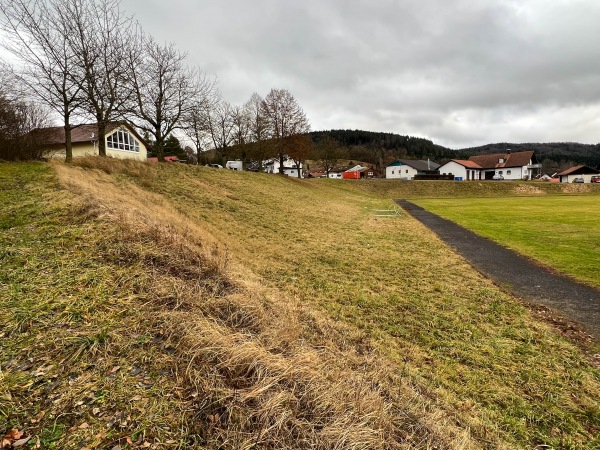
[312,130,600,172]
[310,129,464,165]
[458,142,600,171]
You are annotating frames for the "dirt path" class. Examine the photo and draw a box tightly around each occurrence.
[396,199,600,340]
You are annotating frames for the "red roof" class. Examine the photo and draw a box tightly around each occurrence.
[450,159,482,169]
[468,151,534,169]
[556,165,600,176]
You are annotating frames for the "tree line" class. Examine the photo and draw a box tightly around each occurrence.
[0,0,310,173]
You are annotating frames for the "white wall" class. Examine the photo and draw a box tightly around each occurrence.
[386,164,417,179]
[226,160,244,171]
[438,161,469,180]
[494,166,525,180]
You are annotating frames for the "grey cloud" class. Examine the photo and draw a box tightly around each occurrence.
[119,0,600,147]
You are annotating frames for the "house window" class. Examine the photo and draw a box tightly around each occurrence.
[405,169,409,173]
[499,158,504,164]
[507,170,511,175]
[107,128,140,152]
[498,170,503,175]
[392,170,395,174]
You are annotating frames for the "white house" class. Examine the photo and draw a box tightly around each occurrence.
[556,165,600,183]
[438,151,541,180]
[385,159,440,180]
[263,158,303,178]
[437,160,482,181]
[33,122,148,161]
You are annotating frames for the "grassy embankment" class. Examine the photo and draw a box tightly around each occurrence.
[1,159,599,449]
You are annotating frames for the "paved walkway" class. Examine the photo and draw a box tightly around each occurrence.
[396,200,600,340]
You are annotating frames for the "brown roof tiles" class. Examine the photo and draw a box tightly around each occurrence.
[468,151,534,169]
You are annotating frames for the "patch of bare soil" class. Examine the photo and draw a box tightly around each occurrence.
[512,185,545,195]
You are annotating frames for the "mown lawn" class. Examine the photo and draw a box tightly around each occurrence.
[412,195,600,288]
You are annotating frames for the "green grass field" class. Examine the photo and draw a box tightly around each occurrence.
[2,161,600,449]
[413,195,600,288]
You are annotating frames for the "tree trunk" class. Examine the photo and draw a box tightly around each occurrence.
[155,133,165,162]
[97,120,107,156]
[64,122,73,163]
[279,152,284,175]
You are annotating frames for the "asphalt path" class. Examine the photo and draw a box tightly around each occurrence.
[396,199,600,340]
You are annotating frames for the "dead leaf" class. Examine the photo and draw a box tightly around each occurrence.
[109,366,121,374]
[78,422,90,429]
[30,410,46,423]
[2,428,24,447]
[12,436,31,448]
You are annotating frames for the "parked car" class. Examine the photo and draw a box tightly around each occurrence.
[572,177,584,183]
[205,164,223,169]
[492,174,504,180]
[591,176,600,183]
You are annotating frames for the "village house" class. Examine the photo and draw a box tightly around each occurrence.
[438,150,540,180]
[263,158,303,177]
[32,122,148,161]
[342,165,379,179]
[385,159,440,180]
[556,165,600,183]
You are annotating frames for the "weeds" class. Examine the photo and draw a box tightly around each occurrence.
[1,159,599,449]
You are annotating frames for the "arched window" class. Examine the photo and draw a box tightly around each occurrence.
[507,170,512,175]
[107,128,140,152]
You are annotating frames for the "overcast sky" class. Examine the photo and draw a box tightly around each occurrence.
[72,1,600,148]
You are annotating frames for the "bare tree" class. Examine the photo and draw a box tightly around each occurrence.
[206,98,235,162]
[59,0,138,156]
[260,88,310,174]
[1,0,83,162]
[0,70,52,159]
[314,135,346,177]
[127,35,208,161]
[181,73,219,163]
[244,92,270,170]
[287,133,313,178]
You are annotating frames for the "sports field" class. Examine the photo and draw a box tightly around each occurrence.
[413,195,600,288]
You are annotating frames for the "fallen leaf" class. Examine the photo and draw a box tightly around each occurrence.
[2,428,24,447]
[109,366,121,374]
[12,436,31,448]
[30,410,46,423]
[78,422,90,429]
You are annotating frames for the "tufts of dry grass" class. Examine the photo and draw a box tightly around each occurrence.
[2,161,471,449]
[3,158,600,450]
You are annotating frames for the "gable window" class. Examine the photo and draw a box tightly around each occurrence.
[107,128,140,152]
[405,169,409,173]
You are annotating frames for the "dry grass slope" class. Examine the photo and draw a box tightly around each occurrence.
[1,158,599,450]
